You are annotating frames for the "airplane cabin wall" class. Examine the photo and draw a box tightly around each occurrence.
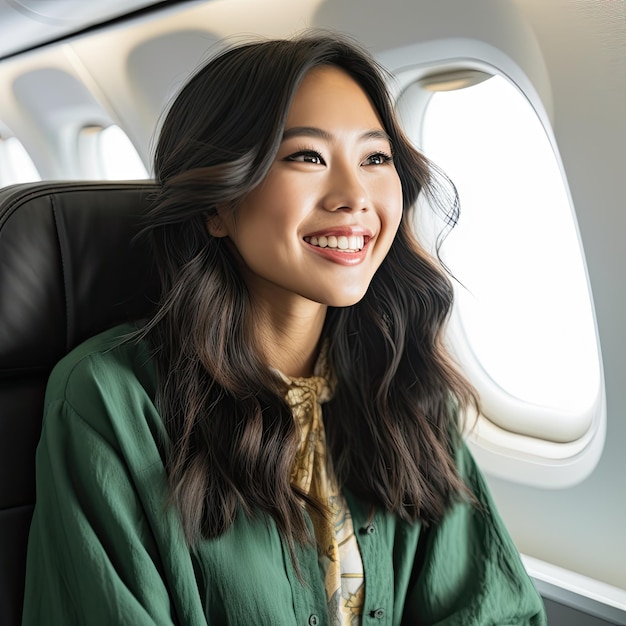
[483,0,626,590]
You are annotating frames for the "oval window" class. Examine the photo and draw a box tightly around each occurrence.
[78,125,149,180]
[400,72,602,445]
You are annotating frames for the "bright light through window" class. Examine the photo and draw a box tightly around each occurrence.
[98,125,148,179]
[0,136,41,186]
[79,125,148,180]
[420,75,600,417]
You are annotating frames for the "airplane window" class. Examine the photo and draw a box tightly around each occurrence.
[78,124,149,180]
[399,73,602,447]
[0,136,41,187]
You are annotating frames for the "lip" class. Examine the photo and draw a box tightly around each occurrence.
[303,226,373,239]
[302,226,374,267]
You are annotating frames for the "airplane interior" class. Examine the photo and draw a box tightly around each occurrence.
[0,1,624,624]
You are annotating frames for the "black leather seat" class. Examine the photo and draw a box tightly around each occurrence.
[0,181,160,625]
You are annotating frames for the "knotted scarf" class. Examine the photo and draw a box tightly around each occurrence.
[280,351,365,625]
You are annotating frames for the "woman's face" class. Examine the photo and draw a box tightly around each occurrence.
[211,65,403,311]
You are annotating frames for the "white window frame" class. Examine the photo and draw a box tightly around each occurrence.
[393,56,605,488]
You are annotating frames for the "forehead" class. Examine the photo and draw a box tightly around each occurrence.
[285,65,384,130]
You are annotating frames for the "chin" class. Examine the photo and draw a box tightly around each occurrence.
[324,291,369,308]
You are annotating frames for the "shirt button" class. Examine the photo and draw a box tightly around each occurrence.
[370,608,385,619]
[362,523,376,535]
[308,615,319,626]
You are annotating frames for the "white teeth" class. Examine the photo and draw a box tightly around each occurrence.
[305,234,365,251]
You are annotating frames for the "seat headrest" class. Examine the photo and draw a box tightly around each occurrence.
[0,181,161,377]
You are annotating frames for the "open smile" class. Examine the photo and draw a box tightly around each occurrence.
[303,234,365,252]
[302,229,374,267]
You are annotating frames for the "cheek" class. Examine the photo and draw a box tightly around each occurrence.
[243,176,312,229]
[383,177,404,235]
[372,181,404,263]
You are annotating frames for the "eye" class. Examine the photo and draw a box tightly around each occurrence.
[285,150,326,165]
[364,152,393,166]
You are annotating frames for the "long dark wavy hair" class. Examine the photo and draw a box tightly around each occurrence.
[141,32,478,548]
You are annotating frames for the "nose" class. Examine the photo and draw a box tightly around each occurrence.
[321,160,369,213]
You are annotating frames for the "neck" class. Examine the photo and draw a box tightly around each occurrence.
[251,297,327,378]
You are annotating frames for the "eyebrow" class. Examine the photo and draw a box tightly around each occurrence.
[282,126,392,144]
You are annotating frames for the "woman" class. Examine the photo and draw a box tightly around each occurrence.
[23,33,546,625]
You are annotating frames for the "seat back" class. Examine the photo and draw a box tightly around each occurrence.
[0,181,160,625]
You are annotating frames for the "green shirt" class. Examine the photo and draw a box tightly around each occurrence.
[22,324,546,625]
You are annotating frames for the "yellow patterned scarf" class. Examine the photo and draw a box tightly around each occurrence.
[280,351,365,626]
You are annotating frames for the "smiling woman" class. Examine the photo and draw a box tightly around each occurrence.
[22,32,546,625]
